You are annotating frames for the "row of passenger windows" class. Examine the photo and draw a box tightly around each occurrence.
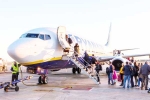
[20,33,51,40]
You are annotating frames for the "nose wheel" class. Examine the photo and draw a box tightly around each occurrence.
[38,75,48,84]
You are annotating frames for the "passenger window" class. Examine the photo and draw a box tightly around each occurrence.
[45,35,51,40]
[39,34,44,40]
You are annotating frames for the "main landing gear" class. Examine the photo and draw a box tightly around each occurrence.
[72,67,81,74]
[38,75,48,84]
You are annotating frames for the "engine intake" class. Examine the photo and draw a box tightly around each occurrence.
[111,57,129,71]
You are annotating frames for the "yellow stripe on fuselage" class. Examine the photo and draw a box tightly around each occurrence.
[20,53,109,66]
[21,57,62,66]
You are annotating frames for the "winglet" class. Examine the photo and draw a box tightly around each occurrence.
[105,22,111,46]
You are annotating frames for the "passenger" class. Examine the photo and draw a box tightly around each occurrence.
[11,61,20,86]
[129,62,135,87]
[131,57,134,63]
[112,67,117,85]
[106,66,110,84]
[74,43,79,61]
[90,54,97,74]
[137,63,142,88]
[123,61,131,88]
[117,50,121,55]
[119,63,124,86]
[95,61,102,84]
[83,50,90,67]
[109,61,114,85]
[140,61,150,90]
[133,62,139,87]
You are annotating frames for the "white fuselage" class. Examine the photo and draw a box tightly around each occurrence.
[7,27,113,68]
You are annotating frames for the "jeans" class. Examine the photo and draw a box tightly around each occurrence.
[141,74,148,89]
[109,73,113,84]
[96,70,100,82]
[107,74,110,84]
[123,75,131,88]
[130,75,134,87]
[138,78,142,87]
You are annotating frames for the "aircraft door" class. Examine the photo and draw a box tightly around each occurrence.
[57,26,70,50]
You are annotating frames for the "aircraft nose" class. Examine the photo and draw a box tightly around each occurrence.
[7,38,39,63]
[7,39,28,61]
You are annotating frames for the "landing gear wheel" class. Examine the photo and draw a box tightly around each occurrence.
[38,76,43,84]
[72,68,76,74]
[42,76,48,84]
[4,86,9,92]
[15,86,19,92]
[77,67,81,74]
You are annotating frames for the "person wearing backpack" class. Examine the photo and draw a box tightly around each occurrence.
[140,61,150,90]
[83,51,89,66]
[90,54,97,74]
[129,62,135,87]
[123,61,132,88]
[95,61,102,84]
[109,61,114,85]
[106,67,110,84]
[133,62,139,87]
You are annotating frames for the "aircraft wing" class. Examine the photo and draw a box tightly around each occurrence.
[116,48,139,51]
[98,53,150,61]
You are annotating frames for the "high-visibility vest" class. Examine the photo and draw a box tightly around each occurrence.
[12,64,19,74]
[119,66,124,74]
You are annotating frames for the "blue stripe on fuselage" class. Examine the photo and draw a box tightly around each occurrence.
[68,34,101,50]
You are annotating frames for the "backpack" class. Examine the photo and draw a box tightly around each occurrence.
[68,38,73,44]
[91,57,97,64]
[106,67,110,74]
[95,64,102,71]
[130,65,135,76]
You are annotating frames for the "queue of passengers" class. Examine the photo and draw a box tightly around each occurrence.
[106,60,150,90]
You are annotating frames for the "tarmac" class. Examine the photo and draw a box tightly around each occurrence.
[0,68,150,100]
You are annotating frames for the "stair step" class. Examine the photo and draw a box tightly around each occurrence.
[62,55,99,85]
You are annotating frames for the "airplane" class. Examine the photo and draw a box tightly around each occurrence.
[7,25,150,84]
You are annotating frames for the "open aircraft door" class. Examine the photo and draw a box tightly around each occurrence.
[57,26,71,51]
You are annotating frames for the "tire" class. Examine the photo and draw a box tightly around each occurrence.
[77,68,81,74]
[38,76,43,84]
[15,86,19,92]
[72,68,76,74]
[42,76,48,84]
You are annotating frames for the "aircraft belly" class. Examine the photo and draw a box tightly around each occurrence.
[26,60,76,69]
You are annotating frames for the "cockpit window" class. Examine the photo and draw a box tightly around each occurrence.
[20,33,27,38]
[45,35,51,40]
[26,33,39,38]
[39,34,44,40]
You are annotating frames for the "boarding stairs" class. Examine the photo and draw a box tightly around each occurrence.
[62,50,100,85]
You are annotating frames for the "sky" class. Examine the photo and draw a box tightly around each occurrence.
[1,0,150,61]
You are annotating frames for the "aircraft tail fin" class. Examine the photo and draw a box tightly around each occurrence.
[105,22,112,47]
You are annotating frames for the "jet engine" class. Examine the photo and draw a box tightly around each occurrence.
[111,56,129,71]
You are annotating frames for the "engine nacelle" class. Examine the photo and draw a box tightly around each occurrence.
[111,56,129,71]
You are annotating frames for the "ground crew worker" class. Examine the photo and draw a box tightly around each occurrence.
[11,61,20,86]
